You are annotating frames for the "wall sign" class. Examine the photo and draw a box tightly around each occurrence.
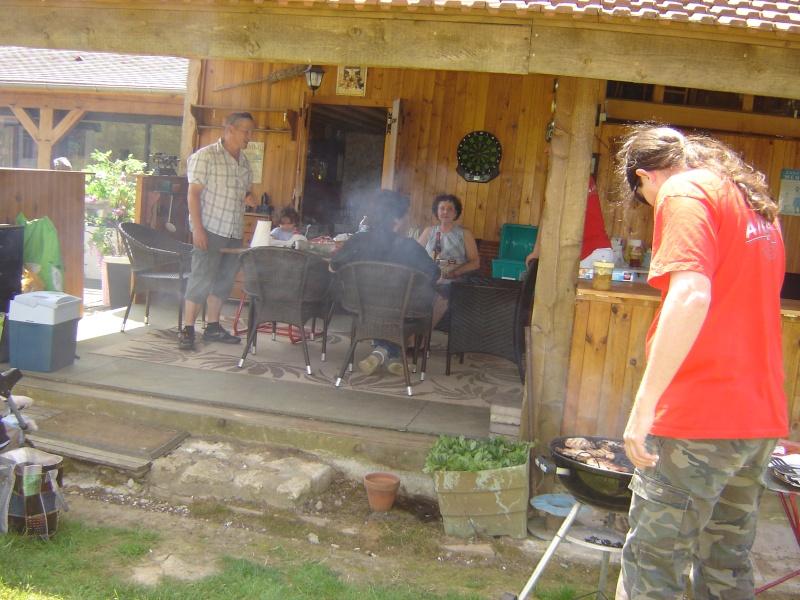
[779,168,800,215]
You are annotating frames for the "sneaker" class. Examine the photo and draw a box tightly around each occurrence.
[386,359,405,376]
[178,328,195,350]
[203,325,241,344]
[358,352,382,376]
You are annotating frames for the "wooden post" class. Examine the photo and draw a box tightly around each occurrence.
[180,58,203,175]
[521,77,599,484]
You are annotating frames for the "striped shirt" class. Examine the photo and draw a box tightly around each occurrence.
[187,138,253,238]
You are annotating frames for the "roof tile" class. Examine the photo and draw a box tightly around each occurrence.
[0,46,188,93]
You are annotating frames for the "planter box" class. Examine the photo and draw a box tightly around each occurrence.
[101,256,132,309]
[432,456,530,538]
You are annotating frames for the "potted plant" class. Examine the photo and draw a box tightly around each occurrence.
[423,435,532,538]
[85,150,149,307]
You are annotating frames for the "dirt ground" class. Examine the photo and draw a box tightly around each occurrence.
[61,461,608,599]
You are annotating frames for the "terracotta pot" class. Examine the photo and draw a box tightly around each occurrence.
[364,472,400,511]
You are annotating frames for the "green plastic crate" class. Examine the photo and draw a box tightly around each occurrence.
[492,259,528,280]
[499,224,538,262]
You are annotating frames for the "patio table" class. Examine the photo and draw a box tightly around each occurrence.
[757,439,800,595]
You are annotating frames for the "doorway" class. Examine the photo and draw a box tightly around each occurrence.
[302,104,389,234]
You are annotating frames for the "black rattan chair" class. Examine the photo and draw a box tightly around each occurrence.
[118,222,193,333]
[237,246,332,375]
[445,259,538,382]
[333,261,437,396]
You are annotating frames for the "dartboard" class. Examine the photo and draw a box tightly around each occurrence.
[456,131,502,183]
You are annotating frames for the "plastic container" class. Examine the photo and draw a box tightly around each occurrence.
[492,259,528,280]
[593,261,614,291]
[498,224,538,262]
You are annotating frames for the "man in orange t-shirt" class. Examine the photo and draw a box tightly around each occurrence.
[615,125,786,600]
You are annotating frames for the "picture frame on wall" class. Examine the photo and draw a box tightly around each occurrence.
[244,141,264,184]
[336,66,367,97]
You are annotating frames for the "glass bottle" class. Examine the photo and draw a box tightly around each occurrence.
[433,231,442,261]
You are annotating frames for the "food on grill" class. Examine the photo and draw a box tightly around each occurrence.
[555,437,633,474]
[564,437,595,450]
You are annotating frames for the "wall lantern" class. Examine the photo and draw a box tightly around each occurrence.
[305,65,325,96]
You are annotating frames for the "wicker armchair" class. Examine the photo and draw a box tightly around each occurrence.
[445,259,539,382]
[237,247,332,375]
[118,222,193,333]
[333,261,437,396]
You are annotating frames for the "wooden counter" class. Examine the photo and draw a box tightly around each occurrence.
[565,279,800,441]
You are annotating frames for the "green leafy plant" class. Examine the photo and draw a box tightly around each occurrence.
[85,150,149,256]
[423,435,532,473]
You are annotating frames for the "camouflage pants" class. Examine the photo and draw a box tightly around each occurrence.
[619,437,775,600]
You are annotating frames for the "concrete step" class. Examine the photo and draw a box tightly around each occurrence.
[15,376,440,477]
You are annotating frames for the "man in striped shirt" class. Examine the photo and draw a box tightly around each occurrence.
[180,112,259,350]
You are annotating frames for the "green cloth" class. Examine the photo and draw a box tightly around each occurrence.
[14,213,64,292]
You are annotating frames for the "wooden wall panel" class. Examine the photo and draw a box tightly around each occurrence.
[599,123,800,274]
[193,60,799,266]
[0,169,85,300]
[194,60,555,245]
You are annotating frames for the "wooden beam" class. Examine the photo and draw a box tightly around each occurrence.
[0,5,531,75]
[530,23,800,100]
[11,106,87,169]
[524,77,598,452]
[180,59,203,176]
[2,90,185,116]
[605,99,800,140]
[10,106,39,139]
[51,108,87,145]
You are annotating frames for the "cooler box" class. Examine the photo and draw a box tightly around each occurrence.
[492,224,538,279]
[492,259,528,281]
[8,292,81,372]
[498,224,538,261]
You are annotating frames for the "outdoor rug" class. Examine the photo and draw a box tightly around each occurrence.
[91,318,524,408]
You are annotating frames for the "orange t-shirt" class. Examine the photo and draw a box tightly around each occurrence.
[647,169,787,439]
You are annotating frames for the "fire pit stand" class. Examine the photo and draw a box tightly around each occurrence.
[502,498,623,600]
[503,437,633,600]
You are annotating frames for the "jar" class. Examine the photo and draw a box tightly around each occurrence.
[593,261,614,291]
[625,239,644,268]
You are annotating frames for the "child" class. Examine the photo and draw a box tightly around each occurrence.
[270,206,300,241]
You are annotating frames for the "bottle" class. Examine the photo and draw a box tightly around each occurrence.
[628,243,644,269]
[357,216,369,233]
[433,231,442,261]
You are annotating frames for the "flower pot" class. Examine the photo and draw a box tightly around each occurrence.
[432,455,530,538]
[101,255,131,309]
[364,472,400,511]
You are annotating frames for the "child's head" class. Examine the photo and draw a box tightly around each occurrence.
[275,206,300,232]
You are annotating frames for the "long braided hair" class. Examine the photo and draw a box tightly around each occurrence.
[616,124,779,222]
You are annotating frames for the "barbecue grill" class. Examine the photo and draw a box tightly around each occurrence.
[503,436,634,600]
[544,435,634,513]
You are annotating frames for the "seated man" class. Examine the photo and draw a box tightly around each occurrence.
[330,189,441,375]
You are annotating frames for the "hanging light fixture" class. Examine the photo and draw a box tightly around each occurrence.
[305,65,325,96]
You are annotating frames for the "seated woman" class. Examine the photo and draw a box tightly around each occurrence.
[417,194,480,328]
[330,189,441,376]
